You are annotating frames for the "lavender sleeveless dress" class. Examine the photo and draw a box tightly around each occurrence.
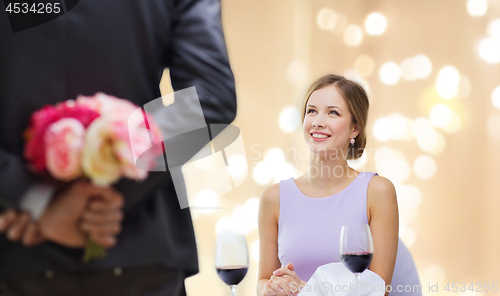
[278,172,421,295]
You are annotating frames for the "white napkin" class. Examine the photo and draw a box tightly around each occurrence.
[298,263,385,296]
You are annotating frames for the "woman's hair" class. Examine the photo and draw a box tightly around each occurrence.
[301,74,369,160]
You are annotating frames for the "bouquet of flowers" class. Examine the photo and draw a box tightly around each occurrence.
[23,93,163,262]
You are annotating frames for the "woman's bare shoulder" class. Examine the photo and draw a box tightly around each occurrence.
[367,175,397,204]
[260,183,280,206]
[259,183,281,224]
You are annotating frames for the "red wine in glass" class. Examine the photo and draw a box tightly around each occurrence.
[215,233,249,296]
[340,252,373,273]
[340,225,374,296]
[216,265,248,285]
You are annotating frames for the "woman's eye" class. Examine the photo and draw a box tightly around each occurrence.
[330,110,339,115]
[307,109,316,114]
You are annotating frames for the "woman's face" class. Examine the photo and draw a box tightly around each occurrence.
[303,85,357,156]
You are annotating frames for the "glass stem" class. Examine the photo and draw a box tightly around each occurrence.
[355,273,360,296]
[230,285,237,296]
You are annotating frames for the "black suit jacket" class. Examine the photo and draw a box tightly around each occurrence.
[0,0,236,281]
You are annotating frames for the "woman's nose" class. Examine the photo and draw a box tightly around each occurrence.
[312,114,325,128]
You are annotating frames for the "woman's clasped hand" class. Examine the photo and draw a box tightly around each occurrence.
[263,263,306,296]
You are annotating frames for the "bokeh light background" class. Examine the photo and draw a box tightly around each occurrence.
[160,0,500,295]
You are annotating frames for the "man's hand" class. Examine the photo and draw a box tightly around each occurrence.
[0,209,45,246]
[80,188,124,248]
[1,181,125,249]
[38,181,124,248]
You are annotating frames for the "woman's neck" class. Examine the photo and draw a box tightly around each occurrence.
[305,152,357,188]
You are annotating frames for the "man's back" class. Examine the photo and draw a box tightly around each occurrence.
[0,0,236,284]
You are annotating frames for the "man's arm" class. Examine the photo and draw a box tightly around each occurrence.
[0,147,38,210]
[117,0,237,211]
[167,0,237,125]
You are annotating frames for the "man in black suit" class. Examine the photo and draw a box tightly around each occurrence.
[0,0,237,295]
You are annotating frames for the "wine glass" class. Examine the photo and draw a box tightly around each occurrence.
[215,233,249,296]
[340,224,374,296]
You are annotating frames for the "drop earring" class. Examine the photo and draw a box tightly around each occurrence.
[350,138,355,145]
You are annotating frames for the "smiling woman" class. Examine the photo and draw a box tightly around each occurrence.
[256,74,421,296]
[301,75,369,161]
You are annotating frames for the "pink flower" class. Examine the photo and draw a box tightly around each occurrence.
[79,93,163,182]
[25,92,163,185]
[113,121,150,181]
[24,105,60,171]
[55,100,100,127]
[45,118,86,181]
[127,108,164,171]
[77,93,137,122]
[82,117,153,186]
[24,101,99,171]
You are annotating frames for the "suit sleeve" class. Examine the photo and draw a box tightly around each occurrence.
[167,0,237,125]
[0,147,58,219]
[0,147,37,210]
[117,0,237,212]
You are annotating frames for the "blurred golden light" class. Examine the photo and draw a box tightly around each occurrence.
[364,12,387,36]
[398,185,423,209]
[422,265,446,283]
[316,8,338,31]
[458,76,472,98]
[372,117,395,142]
[492,86,500,109]
[252,161,273,185]
[243,198,260,230]
[390,113,411,140]
[279,106,301,133]
[487,116,500,140]
[411,54,433,79]
[430,104,452,128]
[401,58,417,81]
[479,38,500,63]
[347,150,368,170]
[436,66,460,99]
[414,155,437,179]
[399,219,407,236]
[253,149,297,185]
[272,162,297,184]
[459,292,483,296]
[424,265,446,284]
[442,111,462,134]
[286,60,308,83]
[215,198,259,235]
[227,153,248,179]
[467,0,488,16]
[192,189,219,213]
[343,69,370,94]
[379,62,401,85]
[215,217,234,235]
[333,14,349,34]
[372,114,411,142]
[251,240,260,262]
[412,117,443,153]
[374,147,411,183]
[429,133,446,155]
[343,24,363,46]
[489,19,500,39]
[400,207,419,224]
[264,148,286,165]
[411,117,434,138]
[401,226,416,247]
[354,54,375,77]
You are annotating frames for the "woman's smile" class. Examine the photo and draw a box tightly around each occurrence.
[310,132,331,141]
